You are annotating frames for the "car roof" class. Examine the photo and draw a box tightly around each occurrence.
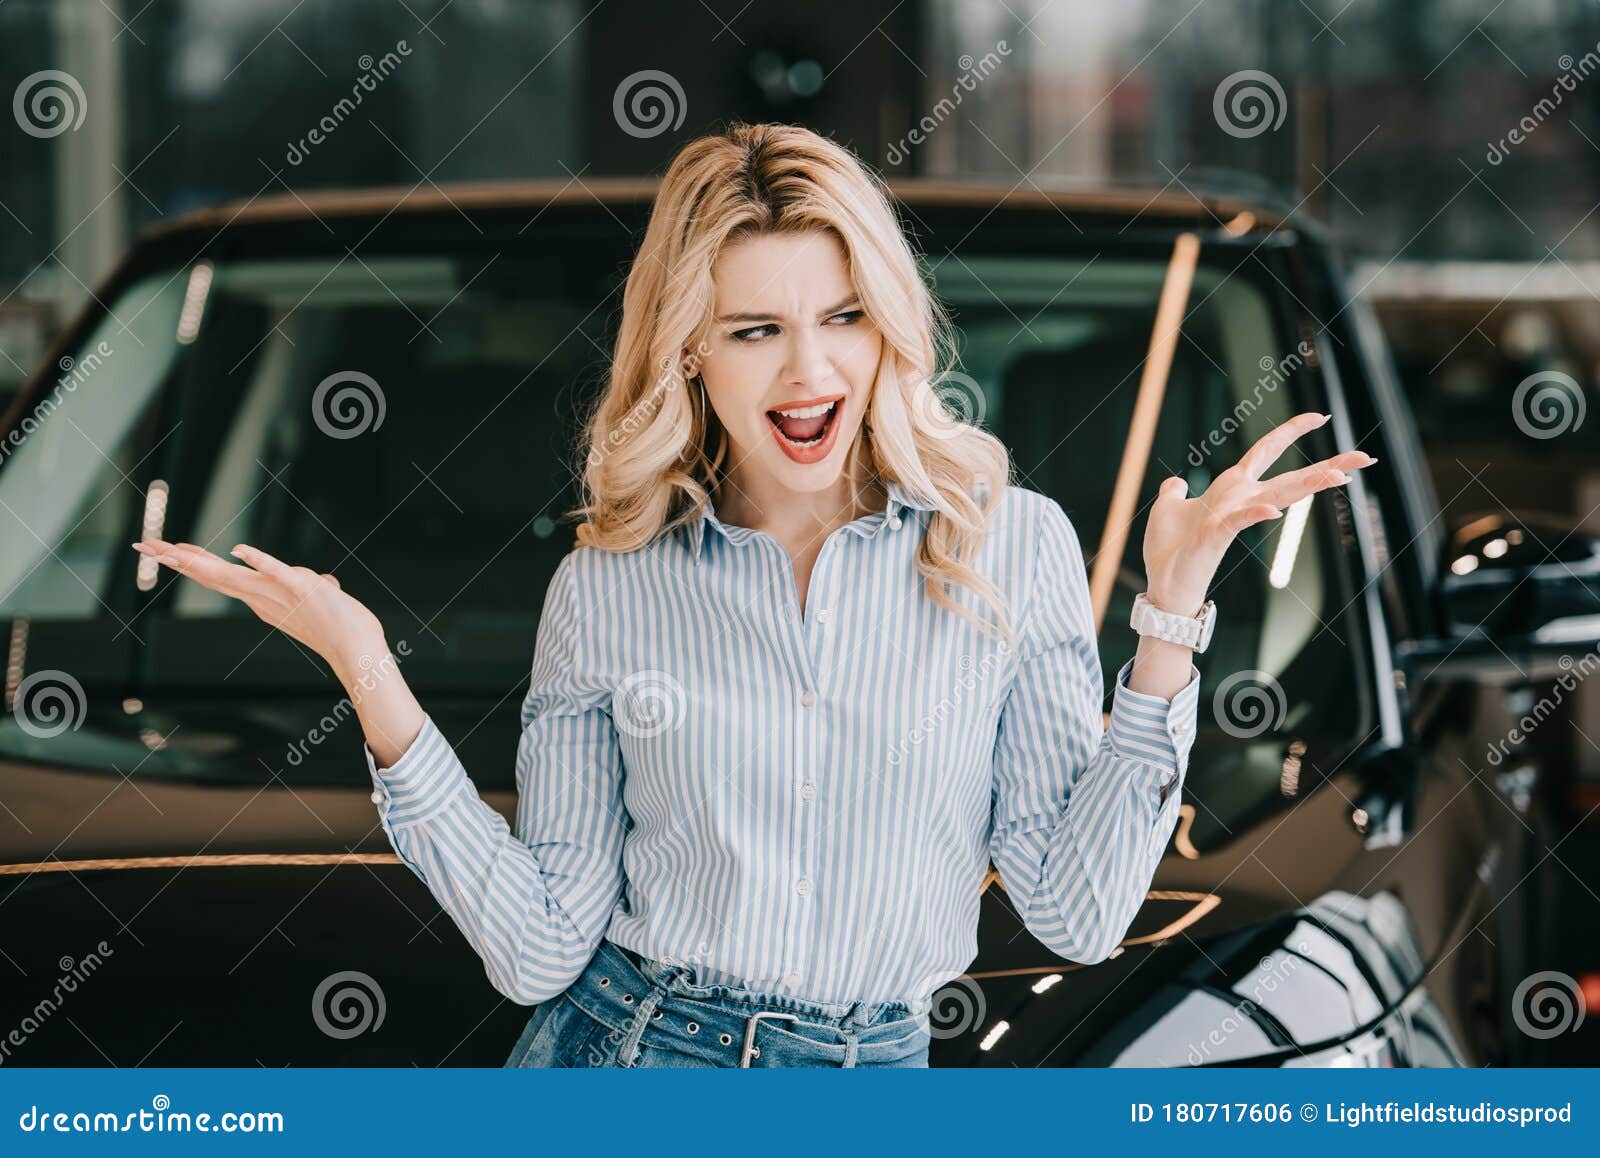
[140,175,1304,244]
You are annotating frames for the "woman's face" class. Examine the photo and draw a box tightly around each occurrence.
[694,229,883,497]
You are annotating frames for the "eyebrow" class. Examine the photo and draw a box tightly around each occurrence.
[715,295,861,325]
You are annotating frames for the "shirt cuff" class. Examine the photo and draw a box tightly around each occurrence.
[364,712,468,825]
[1106,656,1201,795]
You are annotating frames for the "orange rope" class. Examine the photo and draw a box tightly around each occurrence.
[0,852,400,875]
[1088,232,1200,631]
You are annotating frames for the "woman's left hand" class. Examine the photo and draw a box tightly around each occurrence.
[1141,411,1376,616]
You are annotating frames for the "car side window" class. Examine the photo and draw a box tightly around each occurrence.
[0,274,185,620]
[935,250,1367,835]
[137,256,606,696]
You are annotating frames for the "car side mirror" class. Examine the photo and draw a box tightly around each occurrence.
[1396,511,1600,687]
[1439,511,1600,642]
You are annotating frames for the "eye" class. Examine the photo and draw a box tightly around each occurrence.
[826,310,865,326]
[731,324,778,343]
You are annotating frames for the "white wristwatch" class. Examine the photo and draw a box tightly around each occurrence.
[1130,591,1216,653]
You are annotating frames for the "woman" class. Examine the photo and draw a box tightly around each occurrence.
[131,122,1373,1067]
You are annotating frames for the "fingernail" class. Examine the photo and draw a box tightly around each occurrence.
[230,546,244,557]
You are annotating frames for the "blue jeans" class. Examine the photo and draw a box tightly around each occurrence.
[504,939,931,1068]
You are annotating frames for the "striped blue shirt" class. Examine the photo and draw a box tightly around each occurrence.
[364,481,1200,1011]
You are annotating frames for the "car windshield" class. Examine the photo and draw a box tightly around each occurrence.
[0,219,1364,839]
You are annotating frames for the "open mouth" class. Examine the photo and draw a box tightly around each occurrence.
[765,395,844,450]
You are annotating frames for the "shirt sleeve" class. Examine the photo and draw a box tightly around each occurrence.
[988,494,1201,964]
[363,549,628,1005]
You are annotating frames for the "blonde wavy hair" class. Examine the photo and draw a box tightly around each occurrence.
[571,121,1017,647]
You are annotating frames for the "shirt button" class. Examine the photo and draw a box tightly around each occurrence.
[816,608,831,623]
[782,973,801,988]
[370,789,384,805]
[795,878,812,896]
[800,689,816,708]
[799,782,815,801]
[888,516,902,530]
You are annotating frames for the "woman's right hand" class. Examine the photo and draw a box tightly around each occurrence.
[130,538,389,684]
[131,537,427,770]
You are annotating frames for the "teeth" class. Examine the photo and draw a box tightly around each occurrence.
[773,399,837,419]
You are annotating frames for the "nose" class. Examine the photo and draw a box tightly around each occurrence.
[783,325,831,389]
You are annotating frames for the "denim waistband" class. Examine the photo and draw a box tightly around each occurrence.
[563,939,928,1067]
[613,940,915,1025]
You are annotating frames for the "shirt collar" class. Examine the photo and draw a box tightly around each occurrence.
[686,479,937,565]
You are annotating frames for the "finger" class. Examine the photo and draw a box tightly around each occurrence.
[1258,449,1377,508]
[229,543,295,579]
[1215,502,1285,539]
[321,573,340,590]
[135,541,271,600]
[1237,411,1331,482]
[1156,475,1189,504]
[1310,449,1377,473]
[1254,460,1344,505]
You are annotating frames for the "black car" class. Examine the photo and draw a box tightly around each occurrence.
[0,179,1592,1067]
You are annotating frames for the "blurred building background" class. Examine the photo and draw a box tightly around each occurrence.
[5,2,1600,296]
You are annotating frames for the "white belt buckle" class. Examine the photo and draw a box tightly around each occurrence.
[739,1010,798,1067]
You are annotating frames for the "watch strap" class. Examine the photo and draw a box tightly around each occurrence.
[1130,592,1215,653]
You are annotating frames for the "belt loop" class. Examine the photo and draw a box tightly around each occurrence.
[842,1028,860,1068]
[642,952,690,993]
[617,985,665,1067]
